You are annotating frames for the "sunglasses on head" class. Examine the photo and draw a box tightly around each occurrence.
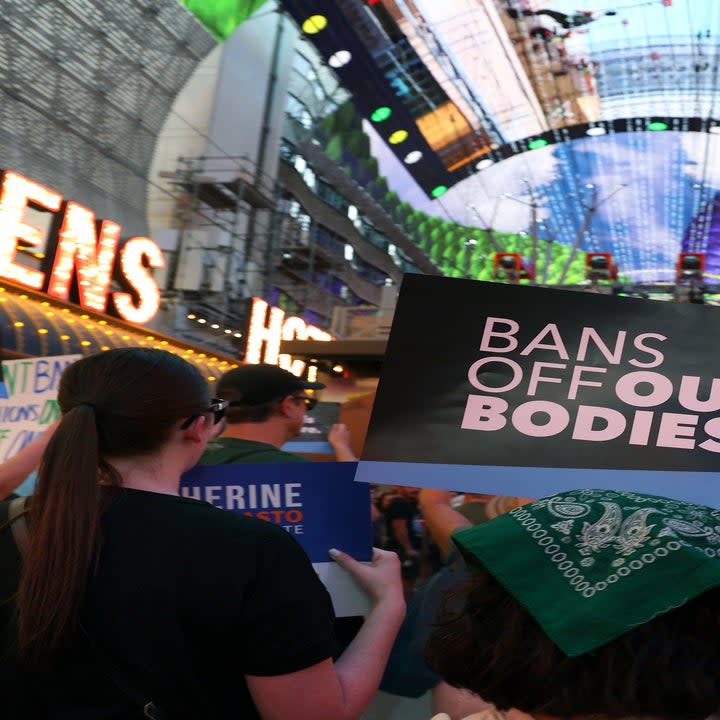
[180,398,229,429]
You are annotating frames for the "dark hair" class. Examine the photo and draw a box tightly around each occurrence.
[225,399,279,424]
[376,491,396,511]
[18,348,209,664]
[424,566,720,720]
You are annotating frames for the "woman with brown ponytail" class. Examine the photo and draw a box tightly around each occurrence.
[0,348,404,719]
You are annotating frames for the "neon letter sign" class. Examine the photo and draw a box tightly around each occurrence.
[0,169,165,324]
[245,297,331,376]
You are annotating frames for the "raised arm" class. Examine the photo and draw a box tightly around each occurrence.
[0,422,58,500]
[246,547,404,720]
[328,423,358,462]
[419,488,472,563]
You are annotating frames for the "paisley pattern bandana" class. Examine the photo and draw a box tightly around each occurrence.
[451,488,720,657]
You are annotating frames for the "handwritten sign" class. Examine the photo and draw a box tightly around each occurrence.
[0,354,79,462]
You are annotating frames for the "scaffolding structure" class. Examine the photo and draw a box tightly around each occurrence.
[494,0,601,128]
[160,154,278,322]
[161,149,375,333]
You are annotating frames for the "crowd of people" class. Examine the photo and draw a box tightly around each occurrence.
[1,347,720,720]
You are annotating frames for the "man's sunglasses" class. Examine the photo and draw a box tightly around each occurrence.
[180,398,229,429]
[292,395,317,411]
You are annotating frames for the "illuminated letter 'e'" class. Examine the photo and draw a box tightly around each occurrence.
[0,170,62,289]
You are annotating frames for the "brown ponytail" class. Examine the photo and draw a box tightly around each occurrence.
[18,404,106,662]
[15,347,210,664]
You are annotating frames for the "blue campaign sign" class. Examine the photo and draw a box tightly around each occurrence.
[180,461,372,563]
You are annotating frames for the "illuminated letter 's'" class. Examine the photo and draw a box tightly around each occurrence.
[112,237,165,324]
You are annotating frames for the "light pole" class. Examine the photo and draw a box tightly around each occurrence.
[467,199,502,253]
[557,183,626,284]
[503,180,540,283]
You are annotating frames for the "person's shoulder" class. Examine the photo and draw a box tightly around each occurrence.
[273,449,313,463]
[241,443,313,463]
[109,488,281,540]
[198,437,258,464]
[171,497,307,564]
[199,438,311,464]
[178,495,299,545]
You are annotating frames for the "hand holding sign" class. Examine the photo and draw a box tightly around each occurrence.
[329,547,404,610]
[328,423,357,461]
[181,462,374,615]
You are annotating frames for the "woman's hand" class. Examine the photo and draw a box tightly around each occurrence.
[329,546,404,610]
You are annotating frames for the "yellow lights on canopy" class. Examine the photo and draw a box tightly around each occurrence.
[4,283,233,384]
[302,15,327,34]
[389,130,409,145]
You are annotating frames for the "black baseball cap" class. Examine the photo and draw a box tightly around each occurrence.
[216,364,325,406]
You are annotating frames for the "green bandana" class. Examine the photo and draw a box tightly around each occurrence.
[452,488,720,657]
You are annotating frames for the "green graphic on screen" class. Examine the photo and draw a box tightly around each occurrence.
[179,0,270,41]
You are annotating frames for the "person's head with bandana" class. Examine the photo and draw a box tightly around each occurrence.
[425,488,720,720]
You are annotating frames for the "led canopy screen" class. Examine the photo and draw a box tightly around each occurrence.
[431,130,720,284]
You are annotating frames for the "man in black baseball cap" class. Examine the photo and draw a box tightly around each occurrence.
[200,364,355,464]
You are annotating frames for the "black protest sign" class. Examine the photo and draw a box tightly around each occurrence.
[299,401,340,442]
[362,276,720,474]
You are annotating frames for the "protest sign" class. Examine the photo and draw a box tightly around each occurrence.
[0,354,79,464]
[181,461,372,615]
[284,401,340,455]
[356,275,720,506]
